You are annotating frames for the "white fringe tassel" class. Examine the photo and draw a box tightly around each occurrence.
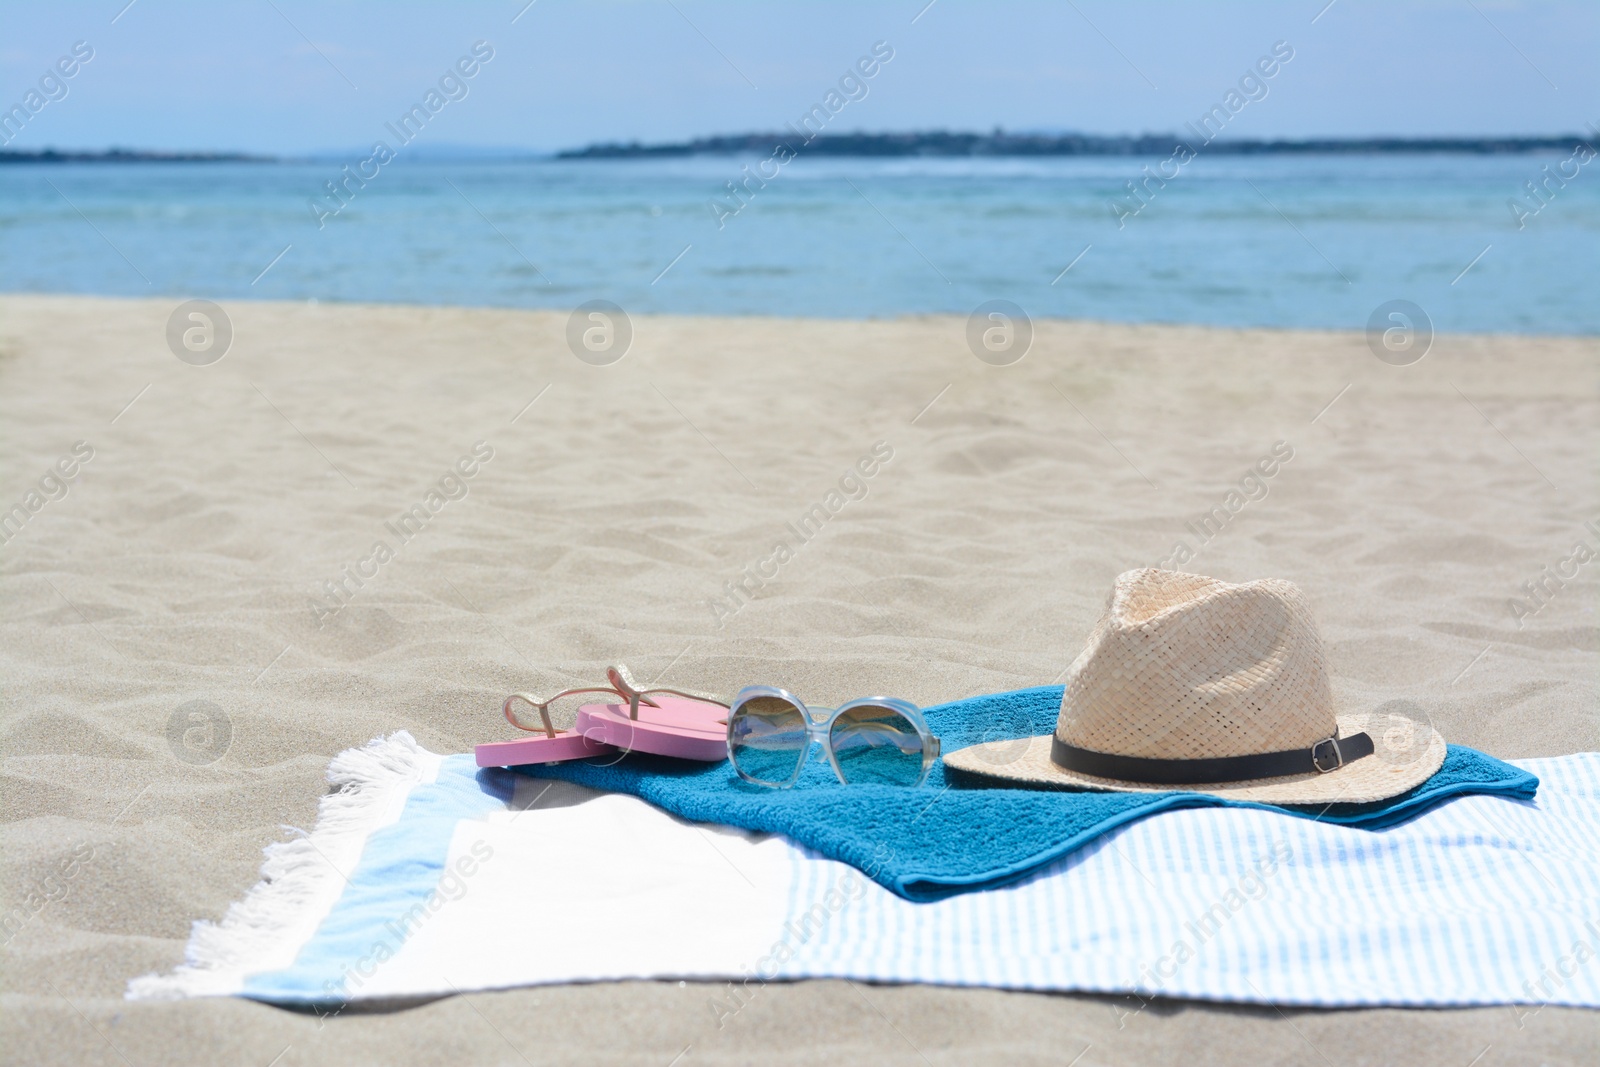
[127,731,439,999]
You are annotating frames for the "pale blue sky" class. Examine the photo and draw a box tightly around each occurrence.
[1,1,1594,155]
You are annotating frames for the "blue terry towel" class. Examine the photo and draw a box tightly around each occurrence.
[512,685,1540,901]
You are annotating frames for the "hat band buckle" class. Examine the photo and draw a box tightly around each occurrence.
[1311,736,1345,773]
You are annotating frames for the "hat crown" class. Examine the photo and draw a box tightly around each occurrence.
[1057,570,1337,760]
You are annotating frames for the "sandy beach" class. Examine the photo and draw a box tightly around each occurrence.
[1,293,1595,1065]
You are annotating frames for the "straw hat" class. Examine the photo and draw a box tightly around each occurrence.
[946,569,1445,804]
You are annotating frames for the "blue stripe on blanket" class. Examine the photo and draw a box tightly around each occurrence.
[520,686,1539,901]
[242,755,510,1003]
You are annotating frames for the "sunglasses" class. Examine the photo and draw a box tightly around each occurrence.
[726,686,941,788]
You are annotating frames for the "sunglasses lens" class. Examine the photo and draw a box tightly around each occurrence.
[728,696,809,786]
[829,704,927,786]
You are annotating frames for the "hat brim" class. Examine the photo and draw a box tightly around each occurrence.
[942,714,1446,805]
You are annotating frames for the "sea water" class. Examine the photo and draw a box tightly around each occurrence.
[1,153,1595,333]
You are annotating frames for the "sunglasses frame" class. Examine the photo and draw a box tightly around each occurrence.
[725,685,941,789]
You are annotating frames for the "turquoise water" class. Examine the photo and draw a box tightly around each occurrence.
[2,154,1595,333]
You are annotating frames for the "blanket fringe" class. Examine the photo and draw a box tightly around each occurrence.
[127,731,437,999]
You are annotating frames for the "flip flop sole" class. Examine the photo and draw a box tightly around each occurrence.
[475,731,614,768]
[578,695,729,762]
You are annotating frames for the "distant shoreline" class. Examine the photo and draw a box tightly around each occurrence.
[557,131,1596,160]
[1,131,1593,164]
[0,148,267,164]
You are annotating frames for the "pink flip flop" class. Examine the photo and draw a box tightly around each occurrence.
[475,689,618,768]
[576,666,730,762]
[475,665,731,768]
[577,696,730,761]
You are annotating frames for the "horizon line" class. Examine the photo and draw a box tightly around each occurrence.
[1,127,1594,163]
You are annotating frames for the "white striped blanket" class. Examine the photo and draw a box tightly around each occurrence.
[130,737,1600,1014]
